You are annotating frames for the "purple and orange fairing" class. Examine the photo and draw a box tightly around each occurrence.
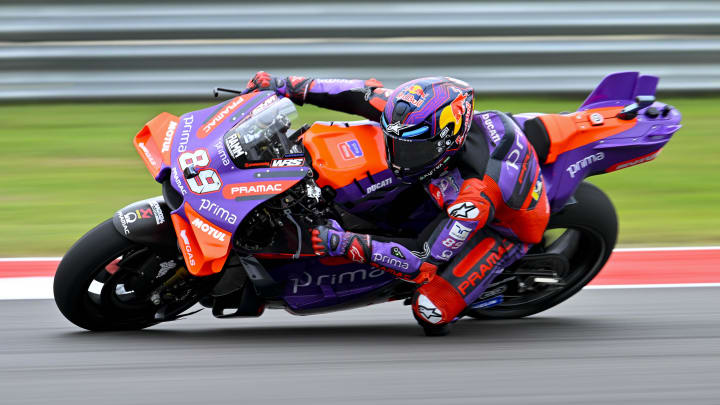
[129,71,681,312]
[133,91,308,276]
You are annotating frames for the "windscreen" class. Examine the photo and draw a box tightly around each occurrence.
[223,97,302,168]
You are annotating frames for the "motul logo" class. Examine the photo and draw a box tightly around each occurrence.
[161,120,178,153]
[200,97,244,137]
[191,218,226,242]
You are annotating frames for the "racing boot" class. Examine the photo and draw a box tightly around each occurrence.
[411,276,467,336]
[412,295,451,337]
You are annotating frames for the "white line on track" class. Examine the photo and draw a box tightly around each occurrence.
[1,278,719,301]
[0,277,54,300]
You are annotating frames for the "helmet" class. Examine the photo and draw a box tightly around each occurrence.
[381,77,474,183]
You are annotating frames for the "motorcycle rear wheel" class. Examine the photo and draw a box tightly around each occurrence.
[466,181,618,320]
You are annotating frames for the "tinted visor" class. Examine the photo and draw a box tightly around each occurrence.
[385,132,444,173]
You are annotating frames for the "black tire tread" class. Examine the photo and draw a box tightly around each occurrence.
[53,219,158,331]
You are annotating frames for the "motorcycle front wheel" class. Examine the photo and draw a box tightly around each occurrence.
[53,219,215,331]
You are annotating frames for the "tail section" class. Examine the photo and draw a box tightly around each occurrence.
[520,71,682,212]
[579,71,659,111]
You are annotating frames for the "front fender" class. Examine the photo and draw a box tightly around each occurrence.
[112,197,176,249]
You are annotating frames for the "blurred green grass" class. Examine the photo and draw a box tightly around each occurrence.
[1,96,718,256]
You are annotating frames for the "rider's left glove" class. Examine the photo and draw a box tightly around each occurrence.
[311,220,371,264]
[243,71,312,105]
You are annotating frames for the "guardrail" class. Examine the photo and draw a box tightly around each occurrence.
[1,1,719,101]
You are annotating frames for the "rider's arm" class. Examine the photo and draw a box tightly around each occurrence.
[368,177,497,280]
[312,176,498,283]
[244,72,392,121]
[304,78,391,121]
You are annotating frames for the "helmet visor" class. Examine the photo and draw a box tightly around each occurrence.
[385,133,445,173]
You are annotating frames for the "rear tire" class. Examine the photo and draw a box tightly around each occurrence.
[466,181,618,319]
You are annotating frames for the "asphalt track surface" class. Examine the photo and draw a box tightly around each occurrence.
[2,287,720,405]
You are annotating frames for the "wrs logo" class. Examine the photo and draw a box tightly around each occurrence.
[271,157,304,167]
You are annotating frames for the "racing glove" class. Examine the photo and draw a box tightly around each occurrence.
[243,71,313,105]
[311,220,371,263]
[311,220,437,284]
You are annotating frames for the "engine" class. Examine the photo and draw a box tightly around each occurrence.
[233,174,333,254]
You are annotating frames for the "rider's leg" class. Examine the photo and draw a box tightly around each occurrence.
[412,228,530,328]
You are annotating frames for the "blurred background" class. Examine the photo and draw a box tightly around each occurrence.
[1,0,719,256]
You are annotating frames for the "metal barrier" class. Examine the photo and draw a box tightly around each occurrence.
[1,1,719,100]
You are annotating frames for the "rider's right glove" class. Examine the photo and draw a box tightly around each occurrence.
[310,220,372,264]
[243,71,313,105]
[311,220,437,284]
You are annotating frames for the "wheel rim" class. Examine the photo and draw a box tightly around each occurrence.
[474,224,607,312]
[78,242,207,327]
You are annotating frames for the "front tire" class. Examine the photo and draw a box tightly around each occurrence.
[54,219,213,331]
[466,181,618,319]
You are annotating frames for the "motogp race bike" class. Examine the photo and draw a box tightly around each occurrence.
[54,72,681,332]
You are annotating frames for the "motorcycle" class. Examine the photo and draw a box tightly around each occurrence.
[54,71,682,333]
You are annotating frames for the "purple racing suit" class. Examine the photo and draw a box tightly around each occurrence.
[259,73,551,325]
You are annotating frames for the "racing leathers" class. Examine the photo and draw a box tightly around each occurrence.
[247,73,551,326]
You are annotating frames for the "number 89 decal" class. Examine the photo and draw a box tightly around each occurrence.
[178,149,222,194]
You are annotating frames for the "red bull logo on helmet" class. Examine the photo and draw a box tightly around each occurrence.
[439,90,469,136]
[396,84,427,108]
[407,85,426,98]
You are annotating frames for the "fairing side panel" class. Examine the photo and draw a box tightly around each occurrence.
[149,92,308,275]
[261,257,397,313]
